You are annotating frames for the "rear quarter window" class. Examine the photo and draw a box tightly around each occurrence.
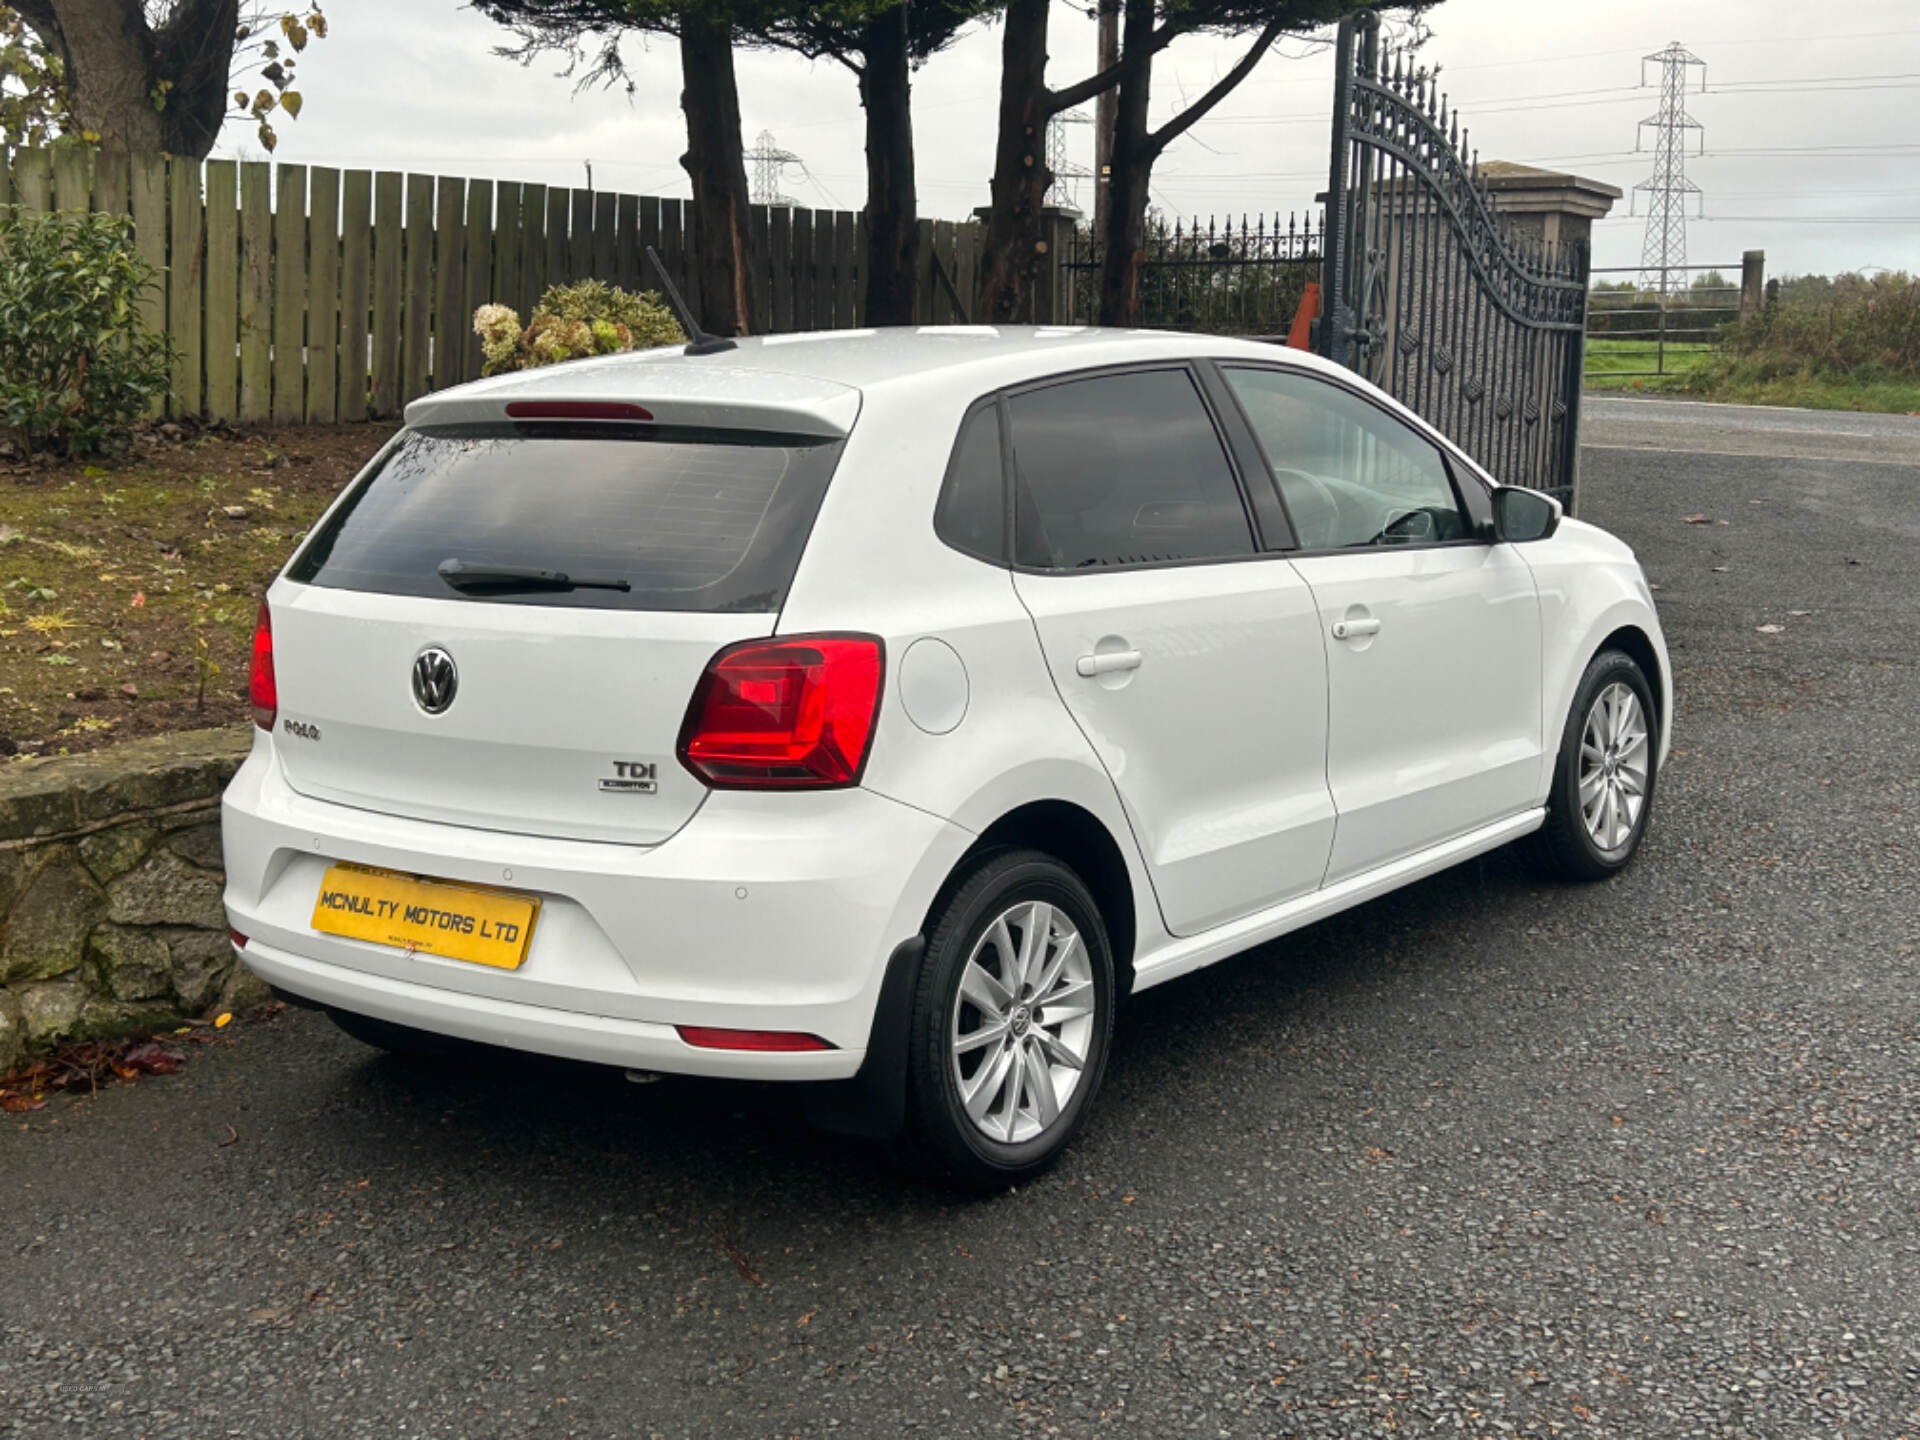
[288,423,845,613]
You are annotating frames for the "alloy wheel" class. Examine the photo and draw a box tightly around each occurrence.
[1578,681,1650,854]
[948,900,1098,1145]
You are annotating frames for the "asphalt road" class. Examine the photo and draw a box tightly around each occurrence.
[5,399,1918,1440]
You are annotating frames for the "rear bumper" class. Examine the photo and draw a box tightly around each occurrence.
[221,732,973,1079]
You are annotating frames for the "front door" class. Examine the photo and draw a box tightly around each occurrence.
[1006,367,1335,937]
[1219,365,1544,884]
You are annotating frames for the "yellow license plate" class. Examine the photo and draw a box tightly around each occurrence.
[311,863,541,970]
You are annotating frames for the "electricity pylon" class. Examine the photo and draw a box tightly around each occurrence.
[1046,110,1093,210]
[1634,42,1707,297]
[747,130,803,207]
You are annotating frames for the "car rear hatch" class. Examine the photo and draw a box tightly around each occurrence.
[264,367,859,846]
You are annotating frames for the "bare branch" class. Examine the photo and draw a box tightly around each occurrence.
[1046,16,1180,115]
[1145,16,1286,158]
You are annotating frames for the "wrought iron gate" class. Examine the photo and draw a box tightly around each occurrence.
[1320,12,1590,505]
[1063,212,1324,335]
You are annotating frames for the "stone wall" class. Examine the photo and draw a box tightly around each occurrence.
[0,728,263,1071]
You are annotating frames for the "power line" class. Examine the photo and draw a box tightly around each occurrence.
[1601,215,1920,225]
[1433,25,1920,74]
[1202,67,1920,128]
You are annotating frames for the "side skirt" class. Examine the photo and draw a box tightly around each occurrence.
[1129,810,1545,994]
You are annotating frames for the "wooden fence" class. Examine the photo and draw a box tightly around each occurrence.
[0,146,987,425]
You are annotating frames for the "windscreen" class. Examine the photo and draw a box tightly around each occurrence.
[287,423,845,613]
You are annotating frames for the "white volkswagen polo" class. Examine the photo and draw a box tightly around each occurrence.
[223,326,1669,1185]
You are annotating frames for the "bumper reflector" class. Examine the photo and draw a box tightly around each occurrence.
[229,928,249,949]
[676,1025,833,1053]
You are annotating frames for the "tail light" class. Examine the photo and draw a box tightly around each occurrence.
[677,634,884,789]
[249,599,277,730]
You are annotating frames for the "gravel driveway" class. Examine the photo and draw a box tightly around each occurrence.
[4,399,1917,1439]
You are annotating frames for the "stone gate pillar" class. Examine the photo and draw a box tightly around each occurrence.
[1476,163,1622,251]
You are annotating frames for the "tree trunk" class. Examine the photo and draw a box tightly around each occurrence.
[152,0,242,158]
[857,6,918,326]
[1096,0,1156,327]
[979,0,1054,324]
[678,12,760,336]
[23,0,240,158]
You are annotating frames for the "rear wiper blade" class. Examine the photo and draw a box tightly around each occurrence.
[437,559,631,593]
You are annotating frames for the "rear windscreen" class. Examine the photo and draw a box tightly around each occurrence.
[288,424,845,612]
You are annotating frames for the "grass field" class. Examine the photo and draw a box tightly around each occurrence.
[1582,338,1716,392]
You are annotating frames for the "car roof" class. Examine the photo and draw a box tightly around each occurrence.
[626,325,1299,389]
[406,326,1337,435]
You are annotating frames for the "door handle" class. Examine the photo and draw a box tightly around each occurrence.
[1331,617,1382,641]
[1076,649,1143,677]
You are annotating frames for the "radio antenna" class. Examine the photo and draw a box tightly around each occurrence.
[644,246,738,357]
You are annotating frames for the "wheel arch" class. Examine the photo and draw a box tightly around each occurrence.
[1594,622,1667,739]
[929,799,1141,999]
[807,796,1141,1142]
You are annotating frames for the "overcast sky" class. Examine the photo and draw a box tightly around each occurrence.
[217,0,1920,279]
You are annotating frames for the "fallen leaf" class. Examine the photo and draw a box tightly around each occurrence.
[1756,624,1785,635]
[1789,609,1812,617]
[1711,566,1729,573]
[1683,514,1711,525]
[121,1040,185,1074]
[1,1093,48,1113]
[797,1311,816,1326]
[215,1012,232,1029]
[131,592,145,607]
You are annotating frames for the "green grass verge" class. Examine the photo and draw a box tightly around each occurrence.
[1677,371,1920,414]
[1582,344,1920,413]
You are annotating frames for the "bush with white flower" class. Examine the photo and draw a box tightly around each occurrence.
[474,280,684,376]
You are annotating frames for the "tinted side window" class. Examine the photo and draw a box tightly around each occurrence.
[934,403,1006,563]
[1223,367,1469,551]
[1007,369,1254,570]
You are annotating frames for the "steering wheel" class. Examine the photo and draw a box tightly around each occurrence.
[1272,468,1340,550]
[1366,508,1437,548]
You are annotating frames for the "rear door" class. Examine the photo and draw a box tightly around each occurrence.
[1219,364,1544,883]
[1006,366,1335,937]
[269,420,845,846]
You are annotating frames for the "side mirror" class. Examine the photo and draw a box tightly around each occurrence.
[1492,486,1562,544]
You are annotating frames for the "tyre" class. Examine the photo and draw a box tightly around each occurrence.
[1536,648,1658,881]
[906,849,1116,1188]
[327,1007,470,1062]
